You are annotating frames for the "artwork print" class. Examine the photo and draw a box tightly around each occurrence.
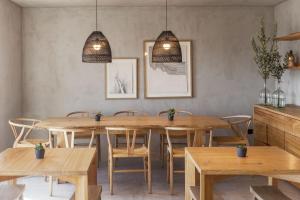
[106,58,138,99]
[144,41,192,98]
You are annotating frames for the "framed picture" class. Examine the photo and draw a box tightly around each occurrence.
[105,58,138,99]
[144,40,192,98]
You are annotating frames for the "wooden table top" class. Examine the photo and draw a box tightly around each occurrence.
[36,115,229,130]
[0,148,96,176]
[186,147,300,175]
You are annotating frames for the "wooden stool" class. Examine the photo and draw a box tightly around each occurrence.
[250,185,292,200]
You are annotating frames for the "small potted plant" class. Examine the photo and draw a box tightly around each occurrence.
[168,108,176,121]
[35,143,45,159]
[95,112,103,122]
[236,144,247,158]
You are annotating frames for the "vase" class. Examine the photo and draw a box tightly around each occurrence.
[236,147,247,157]
[168,115,174,121]
[35,149,45,159]
[259,79,272,105]
[272,81,286,108]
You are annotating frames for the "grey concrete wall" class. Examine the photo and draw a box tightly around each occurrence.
[0,0,22,150]
[275,0,300,105]
[22,6,274,160]
[22,6,274,117]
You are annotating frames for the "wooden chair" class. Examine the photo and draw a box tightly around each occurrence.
[9,118,50,148]
[48,127,96,196]
[106,127,152,195]
[212,115,252,146]
[66,111,101,163]
[165,127,202,195]
[113,111,149,149]
[159,110,193,167]
[0,184,25,200]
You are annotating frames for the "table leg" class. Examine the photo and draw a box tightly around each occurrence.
[96,135,101,167]
[185,152,196,200]
[75,175,88,200]
[268,176,279,188]
[88,154,97,185]
[200,174,214,200]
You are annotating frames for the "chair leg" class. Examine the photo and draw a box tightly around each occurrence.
[148,155,152,194]
[161,135,165,168]
[166,153,170,183]
[143,157,147,182]
[109,156,113,195]
[169,156,174,195]
[49,176,53,196]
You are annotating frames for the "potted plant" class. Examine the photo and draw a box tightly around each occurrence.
[95,112,103,122]
[236,144,247,158]
[252,18,276,105]
[35,143,45,159]
[168,108,176,121]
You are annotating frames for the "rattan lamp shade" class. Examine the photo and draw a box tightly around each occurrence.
[152,31,182,63]
[82,31,112,63]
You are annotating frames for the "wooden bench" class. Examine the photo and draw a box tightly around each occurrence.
[250,185,292,200]
[71,185,102,200]
[0,184,25,200]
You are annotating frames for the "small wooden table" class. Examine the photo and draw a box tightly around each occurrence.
[0,148,97,200]
[185,147,300,200]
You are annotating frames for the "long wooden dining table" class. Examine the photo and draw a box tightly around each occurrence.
[37,115,229,131]
[36,115,230,163]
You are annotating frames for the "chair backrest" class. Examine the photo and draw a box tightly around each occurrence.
[222,115,252,139]
[158,110,193,116]
[106,127,151,155]
[66,111,90,117]
[113,110,149,116]
[165,127,199,150]
[9,118,41,147]
[49,128,95,148]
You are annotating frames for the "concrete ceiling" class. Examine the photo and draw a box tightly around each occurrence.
[11,0,286,8]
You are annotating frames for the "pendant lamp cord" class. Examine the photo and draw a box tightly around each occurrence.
[165,0,168,31]
[96,0,98,30]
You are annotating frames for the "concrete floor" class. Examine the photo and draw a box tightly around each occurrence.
[15,159,300,200]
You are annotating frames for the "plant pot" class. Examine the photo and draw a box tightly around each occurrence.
[236,147,247,157]
[168,115,174,121]
[95,114,102,122]
[35,149,45,159]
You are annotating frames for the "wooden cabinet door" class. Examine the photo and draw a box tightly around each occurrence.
[253,120,267,144]
[285,133,300,157]
[267,126,285,149]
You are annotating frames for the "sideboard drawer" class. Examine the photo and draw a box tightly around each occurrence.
[253,120,267,143]
[268,126,285,149]
[285,133,300,157]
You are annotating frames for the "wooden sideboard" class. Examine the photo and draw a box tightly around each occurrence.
[253,105,300,157]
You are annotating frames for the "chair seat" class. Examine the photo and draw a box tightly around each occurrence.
[213,136,248,145]
[0,184,25,200]
[112,146,149,158]
[250,185,292,200]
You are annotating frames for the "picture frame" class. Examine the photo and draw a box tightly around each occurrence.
[105,58,138,99]
[144,40,193,98]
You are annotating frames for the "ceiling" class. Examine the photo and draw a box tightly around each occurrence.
[11,0,286,8]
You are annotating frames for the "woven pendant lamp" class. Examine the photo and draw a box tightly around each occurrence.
[152,0,182,63]
[82,0,111,63]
